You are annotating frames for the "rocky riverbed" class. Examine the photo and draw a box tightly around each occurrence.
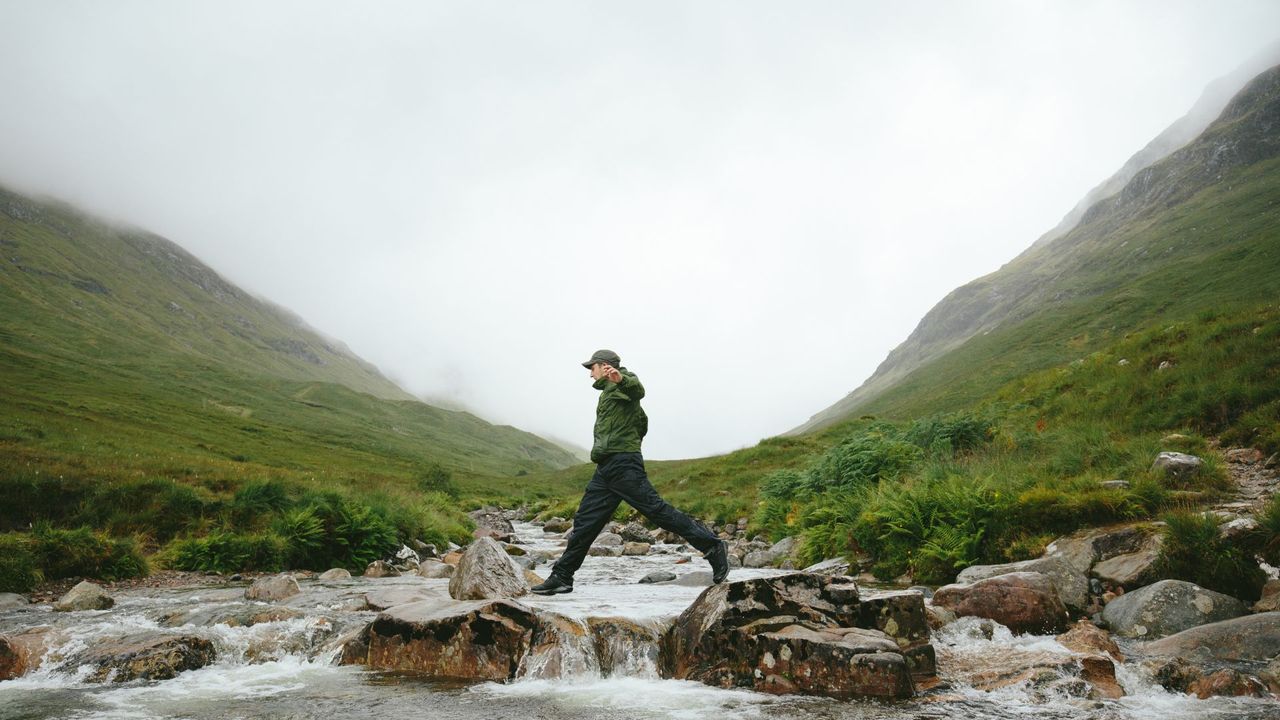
[2,517,1278,720]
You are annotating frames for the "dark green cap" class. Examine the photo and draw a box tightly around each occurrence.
[582,349,621,369]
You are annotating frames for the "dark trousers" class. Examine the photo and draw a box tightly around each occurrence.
[550,452,719,581]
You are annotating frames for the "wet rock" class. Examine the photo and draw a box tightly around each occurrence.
[588,545,623,557]
[924,602,957,631]
[672,570,713,586]
[1151,451,1204,481]
[957,555,1089,611]
[365,560,400,578]
[1100,580,1247,639]
[1187,668,1270,699]
[0,593,28,610]
[245,574,300,602]
[541,517,572,533]
[1077,655,1124,699]
[588,617,665,676]
[75,633,217,682]
[1056,619,1123,661]
[161,605,304,628]
[618,522,655,544]
[639,571,677,584]
[857,590,935,675]
[502,543,528,557]
[342,599,538,680]
[417,559,455,579]
[519,612,598,679]
[1091,531,1164,589]
[448,536,529,600]
[53,581,114,611]
[622,542,651,556]
[932,572,1069,634]
[660,574,923,699]
[907,585,934,599]
[318,568,352,581]
[744,550,780,568]
[1254,580,1280,613]
[1142,611,1280,664]
[594,532,624,547]
[0,628,53,680]
[802,558,852,576]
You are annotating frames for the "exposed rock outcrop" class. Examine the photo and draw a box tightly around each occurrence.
[73,633,216,682]
[659,574,929,699]
[933,572,1069,634]
[1100,580,1247,639]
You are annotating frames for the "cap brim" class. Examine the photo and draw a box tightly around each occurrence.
[581,360,596,368]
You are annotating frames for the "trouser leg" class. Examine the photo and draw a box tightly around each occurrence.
[549,463,621,580]
[607,453,719,555]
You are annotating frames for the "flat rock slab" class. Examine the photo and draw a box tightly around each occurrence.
[1101,580,1247,639]
[1142,611,1280,664]
[73,633,217,682]
[341,599,539,681]
[958,556,1088,611]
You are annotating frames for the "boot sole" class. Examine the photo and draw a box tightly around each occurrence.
[531,586,573,595]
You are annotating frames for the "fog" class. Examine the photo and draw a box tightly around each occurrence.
[2,2,1278,459]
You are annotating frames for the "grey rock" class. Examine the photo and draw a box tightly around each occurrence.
[594,532,624,547]
[1046,524,1158,575]
[588,545,623,557]
[448,536,528,600]
[1255,580,1280,613]
[0,593,28,610]
[1101,579,1248,639]
[469,507,515,535]
[1142,611,1280,664]
[417,559,455,579]
[672,571,715,586]
[958,555,1089,611]
[72,633,216,682]
[744,550,780,568]
[318,568,352,581]
[618,522,656,544]
[542,517,572,533]
[803,558,853,576]
[1151,451,1204,481]
[54,581,115,611]
[639,571,677,584]
[410,539,438,557]
[769,536,800,558]
[1092,532,1165,589]
[1218,517,1259,541]
[907,585,934,600]
[363,560,400,578]
[244,575,301,602]
[1099,480,1131,490]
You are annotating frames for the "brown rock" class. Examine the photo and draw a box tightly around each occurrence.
[1225,448,1264,464]
[660,574,923,699]
[932,572,1069,634]
[342,599,538,680]
[442,551,464,566]
[1254,580,1280,613]
[0,628,54,680]
[519,612,598,679]
[364,560,400,578]
[417,559,455,579]
[448,536,529,600]
[1078,655,1124,699]
[1188,668,1269,699]
[1056,620,1123,661]
[622,542,651,556]
[75,633,217,682]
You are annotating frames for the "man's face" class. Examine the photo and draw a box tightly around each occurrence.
[589,363,606,381]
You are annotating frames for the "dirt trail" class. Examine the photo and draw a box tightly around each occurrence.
[1215,446,1279,516]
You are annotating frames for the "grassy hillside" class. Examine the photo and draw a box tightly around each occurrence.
[0,186,581,590]
[797,63,1280,433]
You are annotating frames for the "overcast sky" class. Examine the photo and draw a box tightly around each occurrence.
[2,2,1279,460]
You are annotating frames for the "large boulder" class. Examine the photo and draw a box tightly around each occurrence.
[1045,524,1157,575]
[318,568,352,581]
[469,507,515,536]
[957,555,1089,611]
[659,574,924,699]
[1100,580,1247,639]
[1091,531,1164,589]
[73,633,217,682]
[0,628,53,680]
[244,574,300,602]
[0,593,28,611]
[593,532,624,547]
[417,559,455,579]
[341,599,538,680]
[932,572,1069,634]
[53,581,114,611]
[1142,611,1280,664]
[448,537,529,600]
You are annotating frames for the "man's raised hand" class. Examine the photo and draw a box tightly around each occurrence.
[602,364,623,383]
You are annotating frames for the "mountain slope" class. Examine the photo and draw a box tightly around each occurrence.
[0,187,579,482]
[796,62,1280,432]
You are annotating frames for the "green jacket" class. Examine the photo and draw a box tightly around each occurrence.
[590,368,648,463]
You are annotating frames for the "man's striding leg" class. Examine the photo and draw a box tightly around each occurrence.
[537,459,622,593]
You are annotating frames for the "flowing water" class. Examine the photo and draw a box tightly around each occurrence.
[2,521,1276,720]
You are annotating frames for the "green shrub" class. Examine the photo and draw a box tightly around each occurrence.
[31,525,149,581]
[273,507,326,569]
[903,412,994,455]
[809,431,922,491]
[168,531,286,573]
[231,480,291,529]
[1156,511,1266,601]
[0,533,41,593]
[415,463,458,497]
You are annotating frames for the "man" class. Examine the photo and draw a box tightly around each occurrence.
[531,349,729,595]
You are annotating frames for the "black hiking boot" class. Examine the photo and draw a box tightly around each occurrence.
[705,540,730,584]
[531,575,574,595]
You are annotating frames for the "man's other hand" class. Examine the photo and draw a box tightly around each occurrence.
[602,364,623,383]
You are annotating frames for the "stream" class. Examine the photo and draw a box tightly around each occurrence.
[1,521,1276,720]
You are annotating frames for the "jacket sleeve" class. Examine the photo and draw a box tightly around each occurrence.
[617,373,645,400]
